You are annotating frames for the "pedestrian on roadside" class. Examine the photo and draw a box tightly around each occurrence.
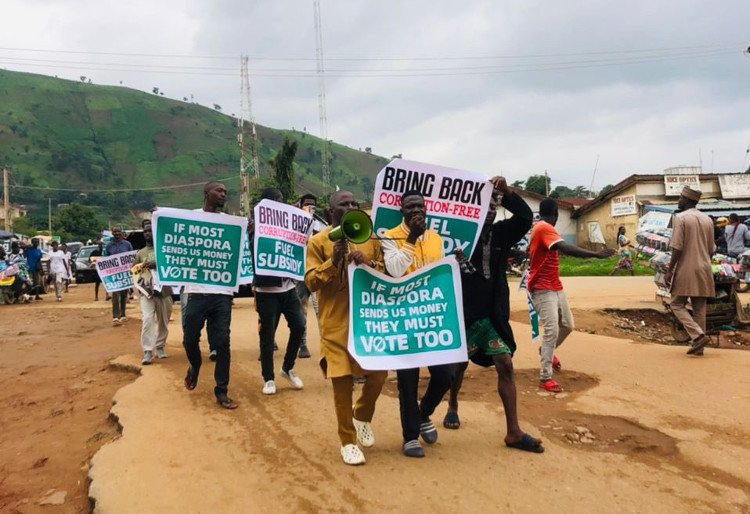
[253,187,305,395]
[182,181,238,409]
[609,226,635,276]
[90,241,104,301]
[48,241,69,302]
[305,190,388,465]
[106,227,133,324]
[134,224,173,365]
[528,198,615,393]
[724,213,749,258]
[381,190,453,458]
[665,187,715,356]
[60,244,72,292]
[23,238,44,300]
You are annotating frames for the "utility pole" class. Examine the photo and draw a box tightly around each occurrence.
[544,170,550,196]
[314,0,331,193]
[48,197,52,239]
[238,55,259,217]
[2,167,9,232]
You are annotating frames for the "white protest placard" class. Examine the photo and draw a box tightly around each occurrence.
[152,207,248,291]
[96,251,137,293]
[347,257,467,370]
[718,174,750,199]
[371,159,492,258]
[253,199,314,281]
[610,194,637,217]
[664,175,700,196]
[238,235,254,285]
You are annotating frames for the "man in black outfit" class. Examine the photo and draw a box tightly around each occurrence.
[444,177,543,452]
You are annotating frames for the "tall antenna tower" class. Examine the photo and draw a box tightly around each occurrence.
[313,0,331,192]
[238,55,260,216]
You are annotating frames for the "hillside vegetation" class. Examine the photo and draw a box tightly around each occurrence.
[0,69,387,223]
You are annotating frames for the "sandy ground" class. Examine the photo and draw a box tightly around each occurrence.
[2,277,750,513]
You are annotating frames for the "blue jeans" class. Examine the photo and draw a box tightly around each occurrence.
[255,289,305,382]
[182,294,233,396]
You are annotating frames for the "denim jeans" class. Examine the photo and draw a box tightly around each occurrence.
[255,289,305,382]
[182,294,233,397]
[396,364,455,442]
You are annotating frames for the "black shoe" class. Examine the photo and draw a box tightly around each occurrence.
[216,394,238,409]
[184,367,198,390]
[209,349,217,362]
[298,344,311,359]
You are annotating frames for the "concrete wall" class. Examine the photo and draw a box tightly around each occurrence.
[575,184,640,248]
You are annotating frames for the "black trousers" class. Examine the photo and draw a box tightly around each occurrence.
[112,290,128,319]
[396,364,455,442]
[183,294,232,397]
[256,289,305,382]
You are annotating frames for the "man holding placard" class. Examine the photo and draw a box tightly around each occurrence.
[253,188,309,396]
[306,190,387,466]
[106,226,133,323]
[381,190,454,458]
[154,182,244,410]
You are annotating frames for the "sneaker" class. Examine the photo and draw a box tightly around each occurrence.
[262,380,277,395]
[298,344,311,359]
[419,419,438,444]
[402,439,425,458]
[353,418,375,448]
[281,369,304,390]
[112,318,121,325]
[119,317,128,322]
[209,349,217,362]
[141,351,153,365]
[56,297,62,302]
[340,444,366,465]
[156,347,168,359]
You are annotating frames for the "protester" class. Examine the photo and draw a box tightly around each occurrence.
[665,187,715,356]
[295,193,323,359]
[182,181,238,409]
[106,226,133,324]
[381,190,453,458]
[305,190,387,465]
[714,217,728,255]
[60,244,73,292]
[253,187,305,395]
[24,238,44,300]
[529,198,615,392]
[724,213,749,258]
[609,226,635,276]
[444,178,536,441]
[48,241,69,302]
[90,241,104,301]
[134,224,173,365]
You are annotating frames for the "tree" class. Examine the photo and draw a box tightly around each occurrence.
[53,203,105,242]
[511,179,525,189]
[599,184,615,195]
[80,76,86,82]
[524,174,550,195]
[269,136,298,201]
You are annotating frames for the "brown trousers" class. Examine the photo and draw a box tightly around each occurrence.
[331,372,387,446]
[671,296,708,341]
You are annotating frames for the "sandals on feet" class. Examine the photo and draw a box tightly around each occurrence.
[540,379,563,393]
[184,367,198,391]
[216,395,238,409]
[687,335,709,355]
[443,411,461,429]
[506,433,545,453]
[552,356,562,371]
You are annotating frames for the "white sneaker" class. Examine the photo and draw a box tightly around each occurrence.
[340,444,365,465]
[353,418,375,448]
[262,380,276,395]
[280,369,304,390]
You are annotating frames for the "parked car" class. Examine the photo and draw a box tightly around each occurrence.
[74,245,101,284]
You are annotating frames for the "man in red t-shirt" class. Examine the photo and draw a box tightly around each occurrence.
[529,199,615,392]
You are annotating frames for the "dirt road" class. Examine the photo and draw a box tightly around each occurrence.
[3,278,750,513]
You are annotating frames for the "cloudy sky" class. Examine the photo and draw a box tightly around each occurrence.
[3,0,750,191]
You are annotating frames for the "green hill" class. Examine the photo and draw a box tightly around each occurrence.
[0,69,387,223]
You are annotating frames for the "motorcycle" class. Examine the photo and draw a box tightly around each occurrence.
[0,262,33,304]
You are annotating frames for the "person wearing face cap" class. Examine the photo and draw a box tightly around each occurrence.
[665,186,715,356]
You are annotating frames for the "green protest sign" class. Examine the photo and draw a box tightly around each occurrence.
[239,234,254,285]
[253,199,314,281]
[371,158,492,258]
[95,251,136,293]
[347,257,467,370]
[152,207,248,292]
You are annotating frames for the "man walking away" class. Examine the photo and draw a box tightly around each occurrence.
[24,238,44,300]
[90,241,104,301]
[528,198,614,393]
[665,187,715,356]
[106,226,133,324]
[135,224,173,365]
[182,182,238,409]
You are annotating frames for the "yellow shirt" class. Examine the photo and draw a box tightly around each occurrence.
[305,227,384,378]
[382,223,445,276]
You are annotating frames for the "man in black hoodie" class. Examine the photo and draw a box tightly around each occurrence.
[447,176,543,453]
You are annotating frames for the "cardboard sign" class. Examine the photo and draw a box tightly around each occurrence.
[253,199,314,281]
[96,251,136,293]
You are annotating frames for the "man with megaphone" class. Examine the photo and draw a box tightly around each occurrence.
[305,190,387,466]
